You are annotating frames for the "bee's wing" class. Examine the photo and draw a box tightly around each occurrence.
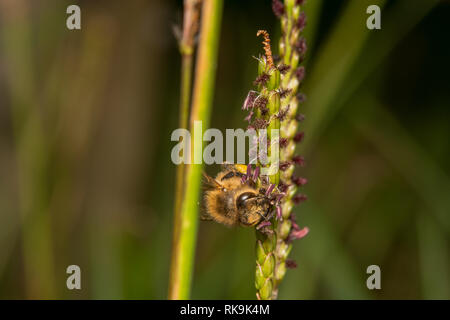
[220,162,234,172]
[202,172,223,190]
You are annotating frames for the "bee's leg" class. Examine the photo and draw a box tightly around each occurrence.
[263,204,274,221]
[202,172,224,190]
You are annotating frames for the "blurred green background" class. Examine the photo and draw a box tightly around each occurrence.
[0,0,449,299]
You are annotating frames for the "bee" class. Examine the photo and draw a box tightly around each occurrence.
[202,164,273,227]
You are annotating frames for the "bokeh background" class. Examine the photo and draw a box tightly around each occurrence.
[0,0,449,299]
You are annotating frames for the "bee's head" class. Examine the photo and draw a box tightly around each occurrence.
[236,192,271,226]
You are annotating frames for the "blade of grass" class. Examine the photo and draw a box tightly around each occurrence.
[169,0,224,300]
[169,0,201,299]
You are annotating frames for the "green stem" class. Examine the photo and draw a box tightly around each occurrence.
[253,38,282,301]
[169,0,224,300]
[169,0,200,299]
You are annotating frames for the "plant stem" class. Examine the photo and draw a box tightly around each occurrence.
[169,0,201,299]
[255,63,281,300]
[169,0,223,300]
[272,0,309,298]
[253,0,310,300]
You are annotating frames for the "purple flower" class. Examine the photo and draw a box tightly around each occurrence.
[276,205,282,220]
[276,105,291,121]
[253,73,270,87]
[278,182,288,193]
[286,259,298,269]
[292,155,305,166]
[252,166,260,181]
[292,176,307,186]
[278,63,290,74]
[293,131,304,143]
[296,93,307,103]
[272,0,284,18]
[265,183,276,196]
[293,193,307,204]
[296,11,307,31]
[288,227,309,242]
[244,110,254,122]
[246,164,252,177]
[243,91,258,110]
[295,66,305,82]
[294,37,307,56]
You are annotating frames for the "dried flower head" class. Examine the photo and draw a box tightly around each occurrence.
[256,30,275,70]
[278,88,292,99]
[253,73,270,86]
[277,63,290,74]
[276,105,290,121]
